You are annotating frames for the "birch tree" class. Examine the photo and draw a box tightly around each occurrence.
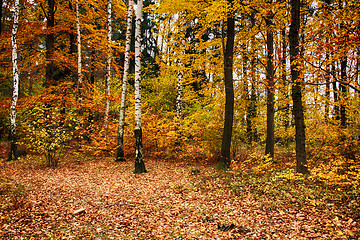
[8,0,20,161]
[116,0,133,162]
[104,0,112,137]
[76,0,82,105]
[134,0,146,174]
[176,68,183,118]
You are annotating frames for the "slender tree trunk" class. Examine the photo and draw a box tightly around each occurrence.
[340,57,347,127]
[217,0,235,170]
[45,0,55,88]
[265,16,275,158]
[325,56,330,122]
[339,0,347,128]
[90,49,95,85]
[116,0,133,162]
[0,0,3,35]
[176,67,183,118]
[8,0,20,161]
[332,63,339,120]
[104,0,112,137]
[134,0,146,174]
[281,28,290,132]
[289,0,309,174]
[76,0,82,104]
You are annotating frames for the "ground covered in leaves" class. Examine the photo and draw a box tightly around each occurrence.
[1,156,359,239]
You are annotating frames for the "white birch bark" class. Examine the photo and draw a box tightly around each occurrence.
[134,0,146,173]
[176,68,183,118]
[8,0,20,161]
[115,0,133,162]
[104,0,112,136]
[76,0,82,104]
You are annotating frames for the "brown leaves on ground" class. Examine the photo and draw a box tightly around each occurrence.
[0,158,359,239]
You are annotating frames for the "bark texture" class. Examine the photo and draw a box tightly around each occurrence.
[76,0,82,104]
[265,15,275,158]
[217,0,235,170]
[289,0,309,174]
[134,0,146,174]
[45,0,55,87]
[176,68,183,118]
[8,0,20,161]
[116,0,133,162]
[104,0,112,137]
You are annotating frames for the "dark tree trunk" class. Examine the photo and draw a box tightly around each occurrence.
[45,0,55,87]
[265,16,275,158]
[217,0,235,170]
[340,57,347,127]
[289,0,309,174]
[339,0,347,128]
[0,0,3,35]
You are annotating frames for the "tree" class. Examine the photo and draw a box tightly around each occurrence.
[289,0,309,174]
[116,0,133,162]
[264,0,275,158]
[217,0,235,170]
[104,0,112,137]
[8,0,20,161]
[76,0,83,105]
[134,0,146,174]
[43,0,56,87]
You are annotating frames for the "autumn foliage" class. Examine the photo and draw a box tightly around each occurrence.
[0,0,360,238]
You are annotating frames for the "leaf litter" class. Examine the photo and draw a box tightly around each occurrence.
[0,158,358,239]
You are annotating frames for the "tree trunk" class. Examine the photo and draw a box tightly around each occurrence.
[265,16,275,158]
[217,0,235,170]
[116,0,133,162]
[134,0,146,174]
[104,0,112,137]
[339,0,347,128]
[289,0,309,174]
[281,28,290,132]
[76,0,82,104]
[45,0,55,88]
[0,0,3,35]
[176,67,183,118]
[8,0,20,161]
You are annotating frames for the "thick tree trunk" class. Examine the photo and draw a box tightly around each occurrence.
[265,16,275,158]
[116,0,133,162]
[8,0,20,161]
[217,0,235,170]
[134,0,146,174]
[45,0,55,88]
[289,0,309,174]
[104,0,112,137]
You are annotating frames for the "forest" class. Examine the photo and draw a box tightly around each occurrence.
[0,0,359,238]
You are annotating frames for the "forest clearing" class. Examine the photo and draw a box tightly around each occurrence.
[1,153,359,239]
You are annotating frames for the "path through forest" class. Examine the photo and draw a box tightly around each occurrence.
[0,157,358,239]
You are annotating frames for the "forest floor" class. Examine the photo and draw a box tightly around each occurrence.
[0,153,359,239]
